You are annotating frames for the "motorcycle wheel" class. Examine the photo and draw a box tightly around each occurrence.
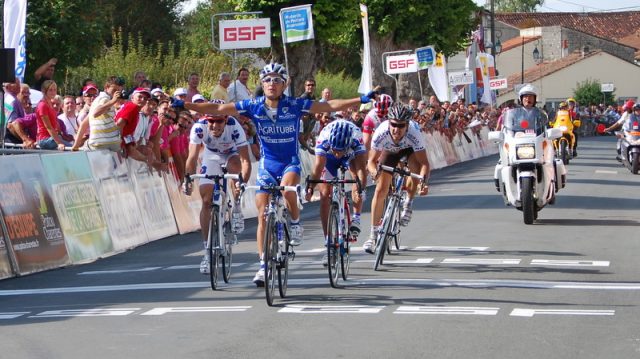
[522,177,535,225]
[632,152,640,174]
[561,140,570,165]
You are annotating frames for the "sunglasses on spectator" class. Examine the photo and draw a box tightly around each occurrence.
[305,83,316,87]
[389,121,406,129]
[262,77,285,84]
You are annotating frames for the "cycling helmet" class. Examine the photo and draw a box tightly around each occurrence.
[329,121,353,151]
[633,103,640,111]
[566,97,576,104]
[259,62,288,81]
[374,94,393,116]
[559,101,568,108]
[623,100,635,111]
[387,103,413,123]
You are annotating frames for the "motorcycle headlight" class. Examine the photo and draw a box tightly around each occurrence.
[516,145,536,159]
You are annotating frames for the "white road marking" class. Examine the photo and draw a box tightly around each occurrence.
[141,306,251,315]
[353,258,434,264]
[595,170,618,174]
[395,306,499,315]
[79,267,162,275]
[295,248,325,253]
[164,263,245,270]
[510,308,615,317]
[31,308,140,318]
[414,246,489,252]
[441,258,521,265]
[0,312,29,319]
[279,305,384,314]
[530,259,610,267]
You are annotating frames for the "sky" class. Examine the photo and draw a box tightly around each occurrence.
[473,0,640,12]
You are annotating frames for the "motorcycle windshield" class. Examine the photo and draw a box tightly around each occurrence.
[504,107,546,136]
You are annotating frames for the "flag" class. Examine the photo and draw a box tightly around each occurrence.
[279,4,314,44]
[428,52,449,102]
[357,4,372,94]
[476,52,496,105]
[3,0,27,81]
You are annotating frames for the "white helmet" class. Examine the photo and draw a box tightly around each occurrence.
[518,83,538,99]
[259,62,289,81]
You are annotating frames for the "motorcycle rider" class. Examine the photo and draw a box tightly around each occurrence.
[605,100,635,161]
[549,101,577,155]
[515,84,548,125]
[566,97,580,156]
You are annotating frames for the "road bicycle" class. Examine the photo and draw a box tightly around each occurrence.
[189,171,242,290]
[306,166,362,288]
[244,183,302,306]
[374,164,423,271]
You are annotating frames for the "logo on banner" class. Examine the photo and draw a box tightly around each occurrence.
[280,5,314,43]
[448,71,474,86]
[386,54,418,74]
[219,18,271,50]
[415,46,435,70]
[489,78,508,90]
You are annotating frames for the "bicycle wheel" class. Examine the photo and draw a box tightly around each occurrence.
[263,214,277,306]
[208,206,219,290]
[392,198,402,251]
[341,226,351,282]
[278,221,290,298]
[374,199,395,270]
[327,204,340,288]
[222,219,233,284]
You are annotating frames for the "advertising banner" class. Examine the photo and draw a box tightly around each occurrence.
[86,151,148,250]
[163,166,201,234]
[385,54,418,75]
[280,5,314,44]
[127,159,177,241]
[448,70,474,86]
[219,18,271,50]
[41,152,113,263]
[357,4,372,95]
[416,46,435,70]
[0,155,69,275]
[489,77,508,90]
[428,53,449,102]
[3,0,27,81]
[0,210,15,279]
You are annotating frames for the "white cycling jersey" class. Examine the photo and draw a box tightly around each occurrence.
[362,109,386,134]
[189,117,248,158]
[371,120,426,153]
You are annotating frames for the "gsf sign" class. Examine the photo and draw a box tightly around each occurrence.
[386,54,418,74]
[219,18,271,50]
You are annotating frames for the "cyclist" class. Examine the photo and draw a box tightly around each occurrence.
[304,119,368,265]
[362,93,393,150]
[364,103,430,254]
[183,100,252,274]
[177,62,379,286]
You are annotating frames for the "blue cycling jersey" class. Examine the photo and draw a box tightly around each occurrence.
[236,95,313,163]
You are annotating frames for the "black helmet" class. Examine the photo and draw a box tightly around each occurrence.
[387,103,413,122]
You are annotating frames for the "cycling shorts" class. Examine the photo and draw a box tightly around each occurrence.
[256,156,301,193]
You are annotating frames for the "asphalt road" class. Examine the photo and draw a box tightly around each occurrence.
[1,135,639,359]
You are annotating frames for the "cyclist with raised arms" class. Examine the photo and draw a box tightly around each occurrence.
[183,99,252,275]
[364,103,431,254]
[304,119,368,265]
[362,93,393,150]
[178,62,379,286]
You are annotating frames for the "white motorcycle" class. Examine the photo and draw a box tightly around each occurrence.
[489,107,567,224]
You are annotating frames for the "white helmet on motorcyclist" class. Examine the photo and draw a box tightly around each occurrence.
[518,84,537,99]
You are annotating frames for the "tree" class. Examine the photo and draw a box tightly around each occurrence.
[573,78,616,107]
[494,0,544,13]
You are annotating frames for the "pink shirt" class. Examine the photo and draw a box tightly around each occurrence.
[36,101,60,141]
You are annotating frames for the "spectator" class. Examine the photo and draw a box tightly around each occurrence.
[173,87,187,102]
[211,72,231,102]
[72,76,124,152]
[149,99,176,163]
[35,80,69,150]
[133,70,147,87]
[168,111,192,181]
[3,78,25,123]
[227,67,252,102]
[6,111,37,148]
[190,94,207,120]
[57,95,80,139]
[75,96,84,114]
[186,72,200,102]
[298,78,316,100]
[320,87,332,102]
[115,87,160,168]
[32,58,57,91]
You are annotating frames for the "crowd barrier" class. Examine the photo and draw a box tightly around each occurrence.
[0,126,497,280]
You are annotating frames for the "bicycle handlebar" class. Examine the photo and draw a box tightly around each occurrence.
[190,173,242,182]
[306,176,363,193]
[379,164,424,181]
[243,184,304,210]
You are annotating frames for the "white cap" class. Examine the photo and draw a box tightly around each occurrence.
[192,94,206,103]
[173,87,187,96]
[150,88,164,96]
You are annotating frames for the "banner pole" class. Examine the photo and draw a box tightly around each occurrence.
[279,9,292,96]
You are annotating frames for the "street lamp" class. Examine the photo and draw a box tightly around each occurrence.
[521,37,542,83]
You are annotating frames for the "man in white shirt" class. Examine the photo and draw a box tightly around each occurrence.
[227,67,252,102]
[58,95,80,139]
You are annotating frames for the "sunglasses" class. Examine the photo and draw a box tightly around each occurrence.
[207,118,226,124]
[389,122,406,129]
[305,83,316,87]
[262,77,285,84]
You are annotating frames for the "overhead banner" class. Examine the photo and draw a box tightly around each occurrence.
[219,18,271,50]
[280,4,314,43]
[0,155,69,275]
[357,4,372,94]
[416,46,436,70]
[41,152,113,263]
[3,0,27,81]
[385,54,418,75]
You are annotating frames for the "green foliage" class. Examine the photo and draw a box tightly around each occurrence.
[573,78,616,107]
[315,70,360,99]
[494,0,544,12]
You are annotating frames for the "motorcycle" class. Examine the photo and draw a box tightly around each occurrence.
[551,112,580,165]
[617,130,640,174]
[489,107,567,224]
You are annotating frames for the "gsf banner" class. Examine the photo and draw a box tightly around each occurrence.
[385,54,418,75]
[0,155,69,275]
[219,18,271,50]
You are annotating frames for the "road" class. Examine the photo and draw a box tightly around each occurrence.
[1,135,639,359]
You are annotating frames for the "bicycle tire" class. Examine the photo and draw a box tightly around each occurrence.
[209,206,219,290]
[341,198,352,281]
[222,220,233,283]
[374,199,395,270]
[327,204,340,288]
[393,200,402,251]
[263,214,277,306]
[278,221,290,298]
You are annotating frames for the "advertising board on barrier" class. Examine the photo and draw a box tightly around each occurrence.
[163,162,201,234]
[0,211,14,279]
[41,153,113,262]
[0,155,69,275]
[219,18,271,50]
[87,151,148,250]
[128,159,177,241]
